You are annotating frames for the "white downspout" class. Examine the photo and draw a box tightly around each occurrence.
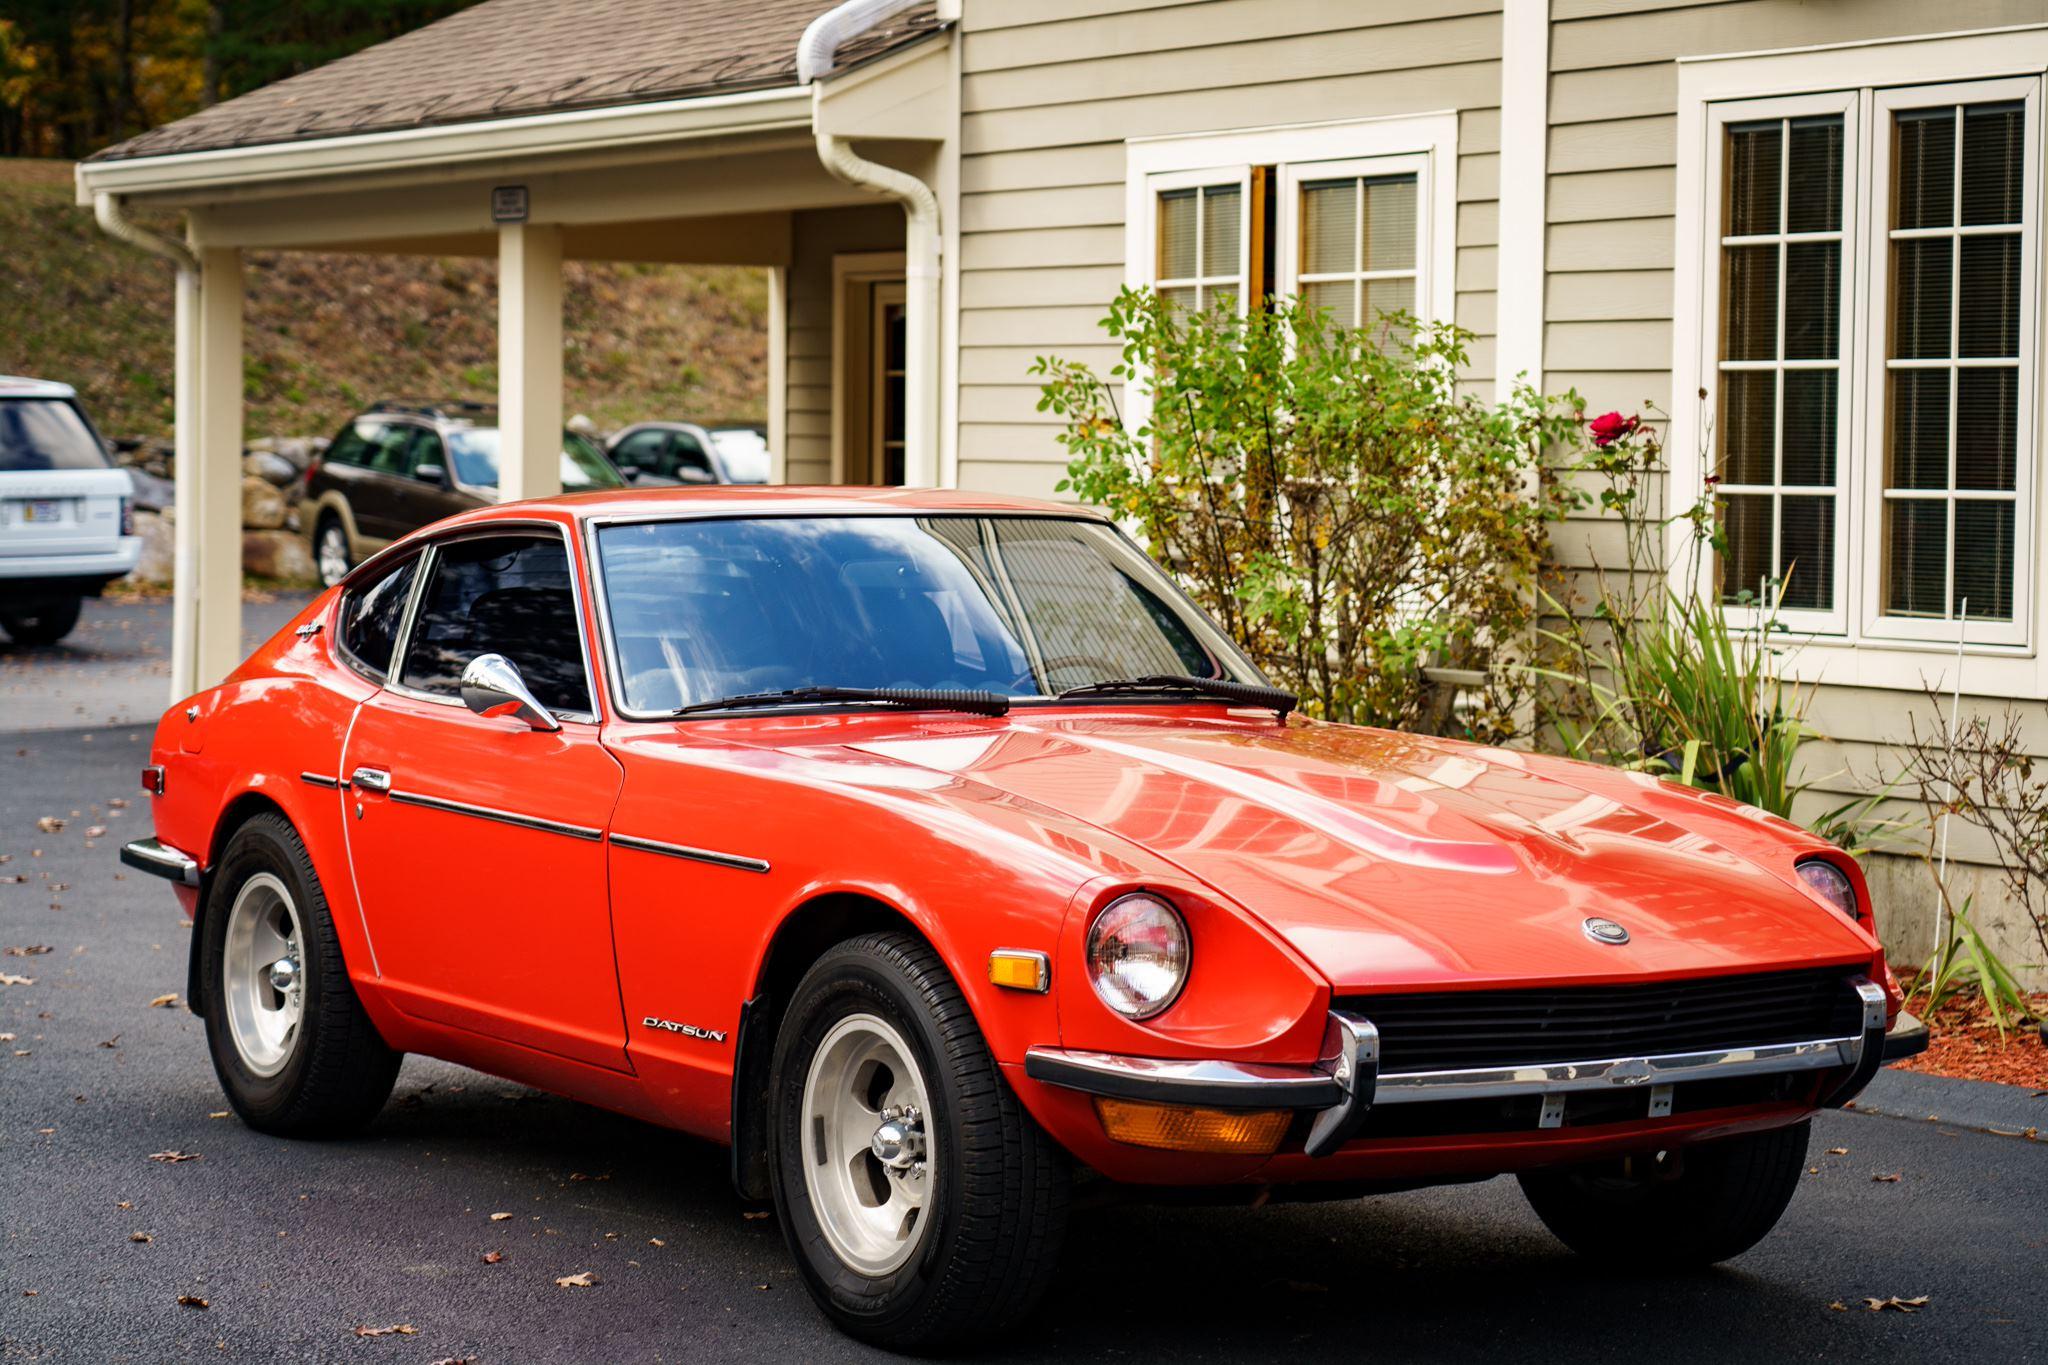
[799,0,943,487]
[94,192,207,697]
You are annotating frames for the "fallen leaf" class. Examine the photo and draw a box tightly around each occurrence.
[4,945,52,957]
[35,817,65,833]
[148,1150,199,1163]
[208,1110,229,1119]
[109,799,128,809]
[116,1201,131,1209]
[14,1050,31,1057]
[555,1271,597,1288]
[129,1232,152,1243]
[430,1358,477,1365]
[489,1211,513,1222]
[47,883,68,892]
[0,1033,13,1041]
[1826,1147,1849,1156]
[85,826,107,838]
[1864,1296,1929,1313]
[741,1210,770,1221]
[1872,1172,1902,1183]
[99,1035,120,1049]
[1827,1301,1848,1312]
[177,1295,209,1310]
[1,973,34,987]
[648,1238,665,1247]
[148,993,180,1009]
[352,1324,418,1338]
[481,1250,503,1264]
[21,1290,35,1297]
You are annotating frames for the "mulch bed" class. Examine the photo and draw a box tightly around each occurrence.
[1892,989,2048,1091]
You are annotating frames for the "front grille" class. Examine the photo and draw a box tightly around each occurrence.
[1337,967,1864,1075]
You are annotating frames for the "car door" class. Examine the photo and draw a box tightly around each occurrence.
[341,525,630,1070]
[344,421,418,541]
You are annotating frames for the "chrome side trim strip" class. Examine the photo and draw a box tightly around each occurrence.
[388,789,603,842]
[609,832,770,874]
[300,772,343,789]
[120,836,200,888]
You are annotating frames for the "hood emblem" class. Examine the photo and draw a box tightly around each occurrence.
[1582,917,1631,946]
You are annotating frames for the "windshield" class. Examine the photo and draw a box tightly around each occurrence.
[708,428,770,484]
[0,398,108,472]
[595,515,1260,714]
[445,427,625,491]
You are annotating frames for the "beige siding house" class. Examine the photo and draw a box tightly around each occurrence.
[75,0,2048,981]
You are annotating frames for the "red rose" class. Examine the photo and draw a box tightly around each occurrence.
[1587,411,1641,448]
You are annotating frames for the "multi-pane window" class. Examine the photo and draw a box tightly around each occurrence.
[1882,100,2026,624]
[1154,181,1244,314]
[1298,172,1420,344]
[1716,115,1846,612]
[1700,79,2036,646]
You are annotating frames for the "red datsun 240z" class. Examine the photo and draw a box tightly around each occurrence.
[123,487,1927,1349]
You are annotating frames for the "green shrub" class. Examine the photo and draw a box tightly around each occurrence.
[1033,288,1580,741]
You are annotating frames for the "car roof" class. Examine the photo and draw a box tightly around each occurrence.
[452,484,1106,525]
[0,375,78,399]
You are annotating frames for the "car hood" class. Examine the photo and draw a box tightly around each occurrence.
[844,714,1875,992]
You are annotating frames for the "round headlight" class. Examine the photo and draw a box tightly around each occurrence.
[1796,858,1858,919]
[1086,893,1190,1020]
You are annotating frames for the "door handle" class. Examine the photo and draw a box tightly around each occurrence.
[350,766,391,793]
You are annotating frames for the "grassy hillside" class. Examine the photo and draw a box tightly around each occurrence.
[0,158,767,441]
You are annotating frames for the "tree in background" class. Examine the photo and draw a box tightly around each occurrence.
[0,0,481,158]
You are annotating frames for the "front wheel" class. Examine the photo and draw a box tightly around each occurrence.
[1518,1120,1811,1268]
[201,813,400,1135]
[769,932,1068,1350]
[0,596,83,645]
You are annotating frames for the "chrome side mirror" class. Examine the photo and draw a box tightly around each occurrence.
[459,653,560,732]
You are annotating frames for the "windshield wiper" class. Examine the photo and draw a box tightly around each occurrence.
[667,685,1011,718]
[1054,674,1297,719]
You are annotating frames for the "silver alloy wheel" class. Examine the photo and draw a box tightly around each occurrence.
[316,523,350,587]
[800,1012,937,1277]
[222,871,306,1078]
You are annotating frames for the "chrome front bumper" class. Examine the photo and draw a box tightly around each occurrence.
[1024,976,1908,1158]
[120,836,200,888]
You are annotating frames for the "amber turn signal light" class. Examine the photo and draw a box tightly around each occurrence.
[1093,1097,1291,1155]
[988,949,1049,992]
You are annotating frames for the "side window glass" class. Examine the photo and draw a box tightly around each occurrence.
[399,534,591,715]
[364,424,417,477]
[326,420,380,467]
[672,433,716,482]
[615,429,669,476]
[337,554,420,681]
[406,428,446,482]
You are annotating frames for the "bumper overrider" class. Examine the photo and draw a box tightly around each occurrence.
[1025,976,1931,1159]
[120,836,200,887]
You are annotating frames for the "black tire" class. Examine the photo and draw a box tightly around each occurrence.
[1518,1120,1811,1268]
[200,812,400,1136]
[314,514,352,588]
[768,931,1068,1351]
[0,596,83,645]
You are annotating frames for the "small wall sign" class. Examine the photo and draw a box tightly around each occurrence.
[491,185,530,224]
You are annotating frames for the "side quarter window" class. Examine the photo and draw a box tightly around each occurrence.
[325,420,381,468]
[336,554,421,681]
[399,533,593,716]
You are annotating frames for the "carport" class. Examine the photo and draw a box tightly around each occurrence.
[73,0,959,701]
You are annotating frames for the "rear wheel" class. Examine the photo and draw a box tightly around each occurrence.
[769,931,1068,1350]
[315,515,352,588]
[1518,1120,1811,1268]
[201,813,399,1135]
[0,596,83,645]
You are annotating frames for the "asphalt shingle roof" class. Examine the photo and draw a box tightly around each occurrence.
[92,0,941,163]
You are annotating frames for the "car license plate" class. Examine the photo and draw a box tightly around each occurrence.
[20,499,64,523]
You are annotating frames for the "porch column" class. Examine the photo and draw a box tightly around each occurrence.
[496,223,563,502]
[171,246,244,699]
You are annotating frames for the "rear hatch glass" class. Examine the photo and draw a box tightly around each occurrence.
[0,399,110,472]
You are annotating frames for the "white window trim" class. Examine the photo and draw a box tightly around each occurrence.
[1148,166,1255,317]
[1673,26,2048,697]
[1123,113,1459,436]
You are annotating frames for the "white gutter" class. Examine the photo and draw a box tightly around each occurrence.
[799,0,945,488]
[73,83,811,202]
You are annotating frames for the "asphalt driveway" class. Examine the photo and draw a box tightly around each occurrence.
[1,721,2042,1363]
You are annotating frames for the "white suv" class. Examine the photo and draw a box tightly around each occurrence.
[0,377,139,645]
